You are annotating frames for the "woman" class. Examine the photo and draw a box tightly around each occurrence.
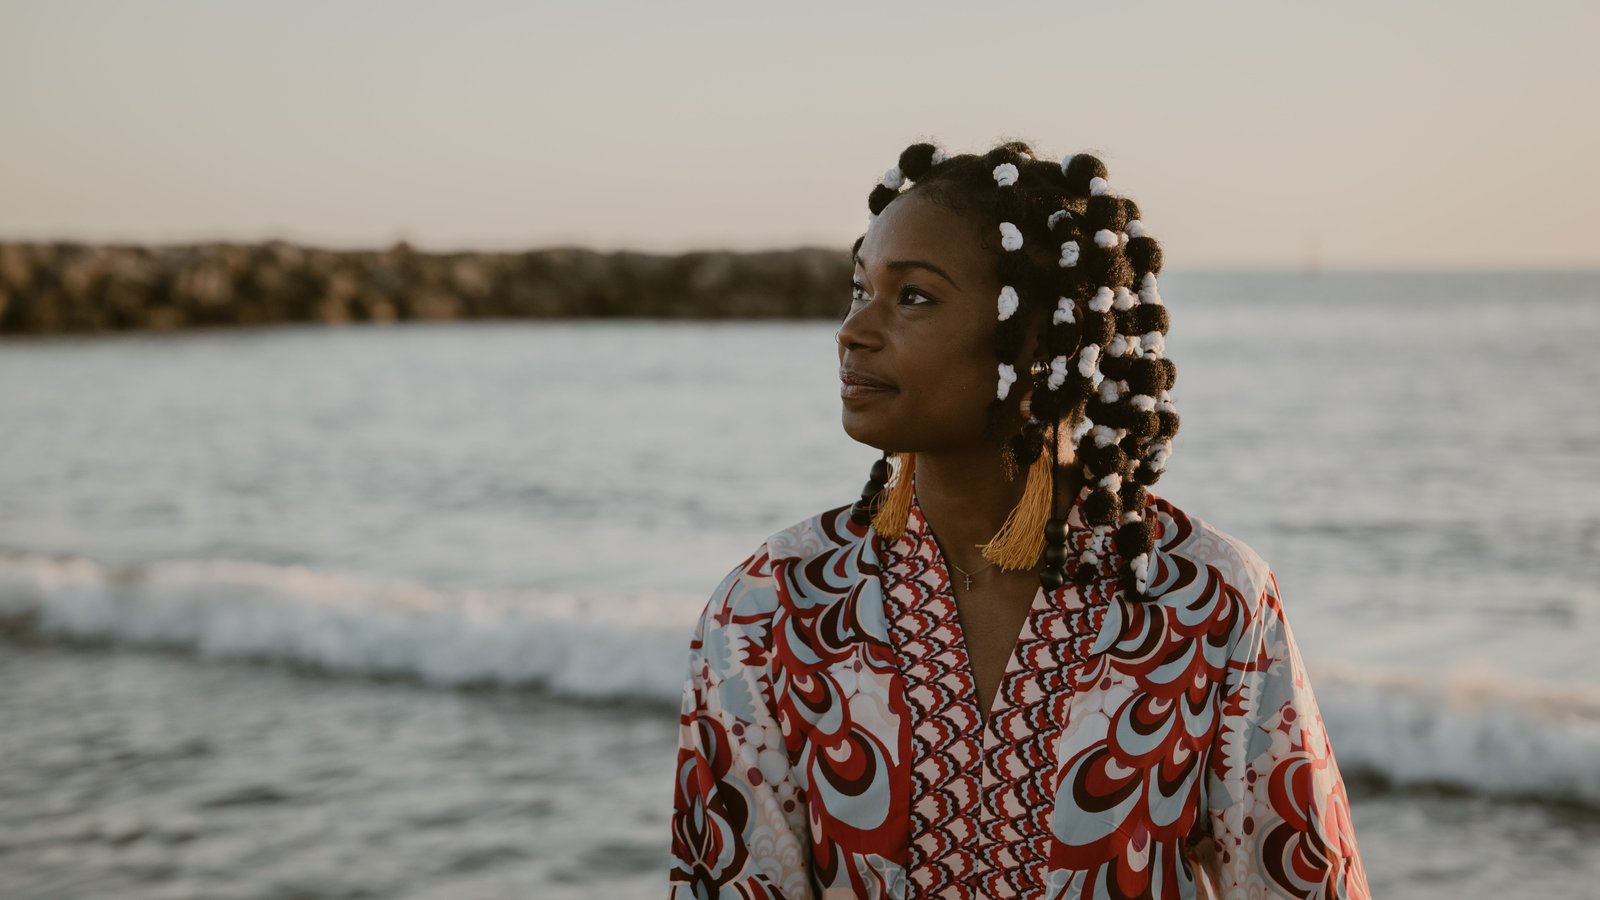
[668,141,1369,899]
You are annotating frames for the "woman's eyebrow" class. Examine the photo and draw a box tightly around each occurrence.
[852,256,961,290]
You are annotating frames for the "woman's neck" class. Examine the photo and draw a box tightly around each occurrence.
[912,444,1083,573]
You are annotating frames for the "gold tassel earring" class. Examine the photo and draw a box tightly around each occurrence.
[871,452,916,538]
[978,430,1056,571]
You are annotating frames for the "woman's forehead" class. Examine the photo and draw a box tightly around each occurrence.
[856,193,992,284]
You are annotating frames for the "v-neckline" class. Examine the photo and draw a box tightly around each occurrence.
[870,482,1112,891]
[922,528,1047,728]
[897,488,1066,731]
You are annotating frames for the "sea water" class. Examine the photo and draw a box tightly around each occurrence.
[2,271,1598,898]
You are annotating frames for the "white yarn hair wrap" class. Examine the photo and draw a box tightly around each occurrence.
[1070,416,1095,443]
[993,163,1019,187]
[1099,473,1123,493]
[1091,425,1120,448]
[1131,552,1151,593]
[1130,394,1157,412]
[999,222,1023,252]
[1088,287,1114,313]
[881,167,905,191]
[1147,439,1172,472]
[1138,270,1164,305]
[997,285,1020,321]
[1048,355,1069,390]
[1113,287,1137,310]
[1127,220,1145,239]
[1047,209,1072,230]
[1141,332,1166,357]
[1059,241,1081,268]
[1089,176,1109,196]
[1076,345,1101,378]
[1094,229,1119,249]
[1098,378,1122,403]
[931,148,948,165]
[996,362,1017,399]
[1052,296,1076,325]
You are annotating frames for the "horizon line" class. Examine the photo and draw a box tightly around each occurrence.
[1,233,1596,276]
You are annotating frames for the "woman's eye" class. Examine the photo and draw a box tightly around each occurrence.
[849,281,934,307]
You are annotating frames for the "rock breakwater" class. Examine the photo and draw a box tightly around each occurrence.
[0,241,853,334]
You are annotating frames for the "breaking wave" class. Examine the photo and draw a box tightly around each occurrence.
[3,550,1597,808]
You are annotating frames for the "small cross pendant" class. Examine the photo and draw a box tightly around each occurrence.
[961,573,973,591]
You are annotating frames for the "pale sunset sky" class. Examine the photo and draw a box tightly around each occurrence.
[2,0,1595,269]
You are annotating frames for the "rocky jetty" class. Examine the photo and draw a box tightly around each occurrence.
[0,241,853,334]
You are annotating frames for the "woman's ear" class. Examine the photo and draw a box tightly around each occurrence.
[1021,314,1052,383]
[1019,333,1038,364]
[1020,308,1053,364]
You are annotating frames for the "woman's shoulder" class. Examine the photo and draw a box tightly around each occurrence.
[1146,492,1276,608]
[763,501,861,562]
[694,502,862,639]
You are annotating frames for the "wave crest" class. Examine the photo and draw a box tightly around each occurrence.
[3,551,1597,808]
[0,551,696,703]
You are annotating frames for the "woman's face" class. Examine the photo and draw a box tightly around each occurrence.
[839,190,1024,452]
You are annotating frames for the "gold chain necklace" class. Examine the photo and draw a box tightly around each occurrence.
[948,557,997,591]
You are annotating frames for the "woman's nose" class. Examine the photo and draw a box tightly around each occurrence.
[836,302,883,352]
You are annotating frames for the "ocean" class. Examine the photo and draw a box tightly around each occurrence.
[2,271,1598,898]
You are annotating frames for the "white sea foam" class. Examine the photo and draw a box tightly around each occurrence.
[3,550,1598,808]
[0,551,698,705]
[1311,662,1600,804]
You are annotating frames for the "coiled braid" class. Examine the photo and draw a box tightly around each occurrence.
[853,140,1180,603]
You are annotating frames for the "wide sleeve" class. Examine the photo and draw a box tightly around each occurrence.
[669,551,814,900]
[1201,569,1370,899]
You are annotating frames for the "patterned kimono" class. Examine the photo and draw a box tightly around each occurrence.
[669,488,1368,899]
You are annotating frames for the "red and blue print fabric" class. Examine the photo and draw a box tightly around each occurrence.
[669,487,1368,899]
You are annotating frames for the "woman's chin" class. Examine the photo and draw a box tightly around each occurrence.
[840,411,894,451]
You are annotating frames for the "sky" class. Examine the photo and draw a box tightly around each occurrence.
[1,0,1596,270]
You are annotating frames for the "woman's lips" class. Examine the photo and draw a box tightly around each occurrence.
[840,369,896,400]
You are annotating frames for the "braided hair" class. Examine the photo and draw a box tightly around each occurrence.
[853,141,1179,602]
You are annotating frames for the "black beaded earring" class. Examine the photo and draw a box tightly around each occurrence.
[1040,420,1071,590]
[851,451,892,526]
